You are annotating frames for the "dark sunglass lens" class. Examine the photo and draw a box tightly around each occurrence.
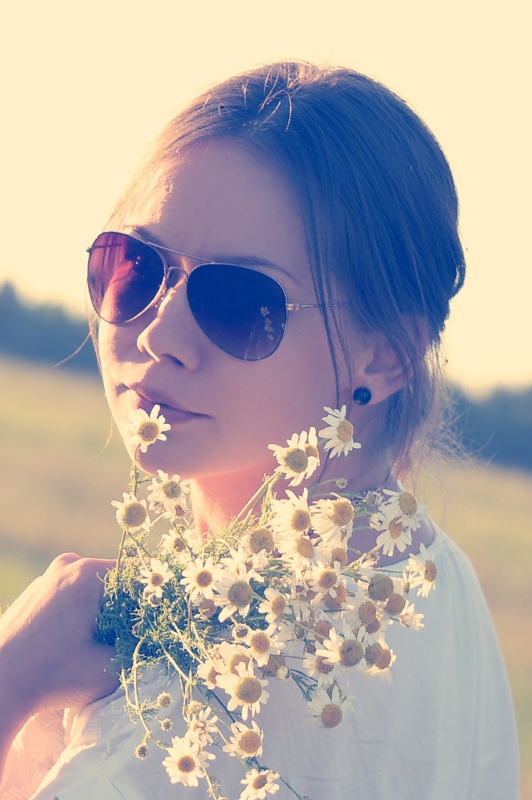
[188,264,287,360]
[87,232,164,324]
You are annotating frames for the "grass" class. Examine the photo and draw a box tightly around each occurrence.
[0,355,530,797]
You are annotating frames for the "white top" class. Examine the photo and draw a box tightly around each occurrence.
[1,527,519,800]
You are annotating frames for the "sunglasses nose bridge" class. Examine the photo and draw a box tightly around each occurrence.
[164,265,188,291]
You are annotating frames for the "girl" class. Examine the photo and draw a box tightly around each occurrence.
[0,61,519,799]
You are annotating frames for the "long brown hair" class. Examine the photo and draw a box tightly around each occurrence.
[106,61,465,474]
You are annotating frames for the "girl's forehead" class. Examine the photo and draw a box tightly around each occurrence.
[124,139,310,288]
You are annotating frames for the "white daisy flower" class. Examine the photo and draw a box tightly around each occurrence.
[307,684,354,728]
[301,652,338,686]
[197,658,221,690]
[316,620,365,671]
[318,405,361,458]
[344,588,381,633]
[268,428,319,486]
[241,526,276,556]
[245,625,286,667]
[181,556,223,602]
[162,736,214,786]
[139,558,174,598]
[215,563,256,623]
[148,470,190,517]
[222,720,264,759]
[111,492,150,532]
[407,543,438,597]
[311,494,354,545]
[381,481,424,521]
[220,547,266,583]
[187,706,218,747]
[125,404,171,453]
[270,488,312,537]
[370,506,413,556]
[399,601,425,630]
[216,642,254,681]
[258,588,291,625]
[217,661,269,720]
[364,644,396,681]
[240,768,280,800]
[309,560,344,598]
[160,528,194,559]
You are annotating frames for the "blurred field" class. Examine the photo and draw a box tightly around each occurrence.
[0,355,530,797]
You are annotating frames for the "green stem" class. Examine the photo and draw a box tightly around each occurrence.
[132,637,152,737]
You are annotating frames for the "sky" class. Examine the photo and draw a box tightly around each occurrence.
[1,0,530,395]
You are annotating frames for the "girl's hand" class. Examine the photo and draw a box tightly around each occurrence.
[0,553,119,732]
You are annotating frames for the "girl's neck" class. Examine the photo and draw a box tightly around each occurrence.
[188,446,398,535]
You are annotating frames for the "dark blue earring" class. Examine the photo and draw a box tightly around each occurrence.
[353,386,371,405]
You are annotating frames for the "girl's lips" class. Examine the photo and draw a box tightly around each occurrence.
[129,387,206,426]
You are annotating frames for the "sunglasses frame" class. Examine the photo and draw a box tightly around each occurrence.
[87,231,350,360]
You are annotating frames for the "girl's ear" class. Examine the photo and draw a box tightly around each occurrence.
[349,318,429,406]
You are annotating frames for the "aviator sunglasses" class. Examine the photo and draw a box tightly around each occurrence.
[87,231,348,361]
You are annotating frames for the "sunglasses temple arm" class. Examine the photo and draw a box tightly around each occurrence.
[286,302,351,311]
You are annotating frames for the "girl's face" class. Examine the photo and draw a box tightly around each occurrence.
[98,138,349,485]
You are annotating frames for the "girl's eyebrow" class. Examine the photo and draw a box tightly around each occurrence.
[127,224,296,282]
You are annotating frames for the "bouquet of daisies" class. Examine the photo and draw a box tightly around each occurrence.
[97,405,436,800]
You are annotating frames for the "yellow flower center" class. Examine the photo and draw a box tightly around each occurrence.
[368,574,394,602]
[366,617,381,634]
[198,599,217,618]
[253,774,269,790]
[389,517,403,538]
[249,527,274,554]
[228,653,251,675]
[385,593,406,615]
[330,499,354,527]
[314,620,332,640]
[283,447,309,473]
[150,572,164,587]
[315,656,334,675]
[172,535,187,552]
[317,568,338,590]
[270,595,286,616]
[399,492,417,515]
[290,509,311,532]
[235,676,263,704]
[321,702,343,728]
[265,654,286,677]
[304,443,319,460]
[377,648,392,670]
[137,420,160,442]
[329,547,348,567]
[206,665,219,684]
[337,418,354,443]
[250,631,271,654]
[234,624,250,639]
[323,583,347,610]
[339,639,364,667]
[239,730,262,755]
[228,580,253,609]
[424,561,437,582]
[295,535,314,559]
[120,502,147,528]
[176,754,196,774]
[162,480,181,499]
[195,569,213,588]
[365,642,384,666]
[358,600,377,625]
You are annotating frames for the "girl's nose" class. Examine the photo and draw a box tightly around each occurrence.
[136,266,201,367]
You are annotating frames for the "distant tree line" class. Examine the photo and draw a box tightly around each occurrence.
[0,282,98,372]
[0,282,531,471]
